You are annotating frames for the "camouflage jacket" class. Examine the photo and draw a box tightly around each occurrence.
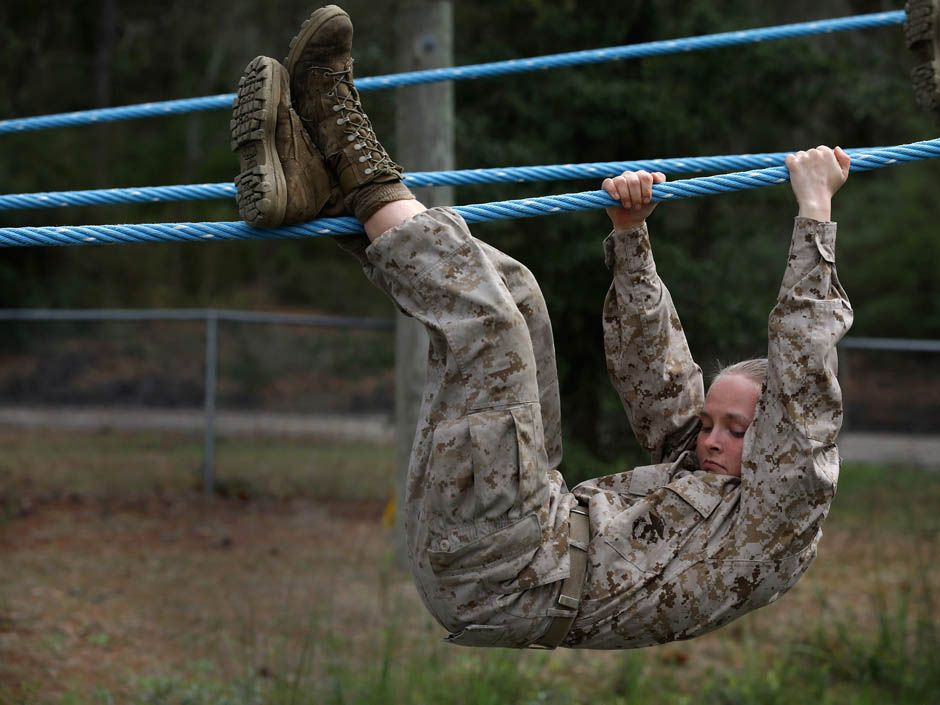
[565,217,853,648]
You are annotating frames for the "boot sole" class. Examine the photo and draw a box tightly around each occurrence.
[284,4,348,77]
[230,56,288,228]
[906,0,940,116]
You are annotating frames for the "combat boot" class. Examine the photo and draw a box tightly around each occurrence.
[906,0,940,117]
[285,5,414,223]
[231,56,343,228]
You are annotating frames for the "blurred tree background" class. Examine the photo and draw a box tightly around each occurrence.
[0,0,937,476]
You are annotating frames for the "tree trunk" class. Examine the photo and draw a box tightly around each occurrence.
[94,0,117,187]
[393,0,454,566]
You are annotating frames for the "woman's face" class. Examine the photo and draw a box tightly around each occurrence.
[695,374,762,478]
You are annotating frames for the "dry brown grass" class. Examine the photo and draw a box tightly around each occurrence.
[0,430,937,702]
[0,495,401,698]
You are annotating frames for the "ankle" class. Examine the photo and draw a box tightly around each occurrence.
[364,200,428,241]
[348,181,416,227]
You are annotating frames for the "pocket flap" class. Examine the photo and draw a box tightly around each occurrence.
[427,513,541,576]
[666,474,722,517]
[627,464,673,496]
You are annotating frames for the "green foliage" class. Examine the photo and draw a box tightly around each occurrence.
[453,0,938,455]
[50,581,940,705]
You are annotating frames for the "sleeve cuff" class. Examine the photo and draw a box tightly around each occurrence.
[603,223,655,272]
[793,217,838,264]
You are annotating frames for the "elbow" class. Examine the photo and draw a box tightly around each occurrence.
[810,438,840,493]
[787,438,840,507]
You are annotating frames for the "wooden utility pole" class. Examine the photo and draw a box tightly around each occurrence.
[394,0,454,563]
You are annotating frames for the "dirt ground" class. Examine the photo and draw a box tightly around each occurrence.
[1,431,939,702]
[0,494,415,699]
[3,492,935,702]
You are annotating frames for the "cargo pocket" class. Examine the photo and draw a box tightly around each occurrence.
[468,404,548,522]
[604,473,722,585]
[428,513,541,582]
[426,403,548,586]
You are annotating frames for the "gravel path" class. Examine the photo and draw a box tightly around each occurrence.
[837,432,940,469]
[0,406,936,468]
[0,405,394,442]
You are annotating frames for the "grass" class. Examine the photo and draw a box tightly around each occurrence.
[0,428,395,503]
[1,430,939,704]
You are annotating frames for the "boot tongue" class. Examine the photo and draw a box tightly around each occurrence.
[275,102,296,161]
[328,60,357,100]
[280,107,335,225]
[317,63,362,139]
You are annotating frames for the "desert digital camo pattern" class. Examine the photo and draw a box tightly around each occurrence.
[564,217,852,648]
[362,207,576,648]
[361,208,851,649]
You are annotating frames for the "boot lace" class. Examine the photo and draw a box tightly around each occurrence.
[325,64,400,176]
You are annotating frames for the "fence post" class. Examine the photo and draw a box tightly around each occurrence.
[203,309,218,495]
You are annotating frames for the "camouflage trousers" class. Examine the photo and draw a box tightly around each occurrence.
[357,208,579,648]
[346,208,842,650]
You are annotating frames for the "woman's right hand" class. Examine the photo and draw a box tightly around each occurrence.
[603,170,666,232]
[785,146,851,222]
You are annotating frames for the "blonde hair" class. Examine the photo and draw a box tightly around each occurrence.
[710,358,768,389]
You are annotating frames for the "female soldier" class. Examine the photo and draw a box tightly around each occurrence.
[231,4,852,649]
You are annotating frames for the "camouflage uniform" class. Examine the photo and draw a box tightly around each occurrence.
[363,208,851,649]
[565,216,851,648]
[363,207,577,648]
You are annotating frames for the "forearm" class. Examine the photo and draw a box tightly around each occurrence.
[734,217,852,558]
[766,218,852,446]
[602,224,704,461]
[776,217,843,301]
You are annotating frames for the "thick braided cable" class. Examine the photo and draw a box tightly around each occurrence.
[0,183,238,211]
[1,138,936,248]
[0,148,885,211]
[0,11,904,135]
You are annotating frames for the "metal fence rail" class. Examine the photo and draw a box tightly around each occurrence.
[839,337,940,353]
[0,308,395,329]
[0,308,394,494]
[0,307,936,489]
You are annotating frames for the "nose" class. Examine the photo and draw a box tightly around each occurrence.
[703,428,722,452]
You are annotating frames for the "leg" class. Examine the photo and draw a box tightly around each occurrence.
[285,0,565,473]
[363,200,426,241]
[364,202,563,470]
[285,6,576,647]
[365,207,575,647]
[474,240,563,470]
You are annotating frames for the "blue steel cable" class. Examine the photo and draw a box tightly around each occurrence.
[0,148,886,211]
[0,183,237,211]
[0,138,936,248]
[0,11,904,135]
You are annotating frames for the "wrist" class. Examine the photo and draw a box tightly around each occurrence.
[797,200,831,222]
[611,218,646,234]
[606,222,654,272]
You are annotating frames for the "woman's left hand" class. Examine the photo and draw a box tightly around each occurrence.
[602,170,667,232]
